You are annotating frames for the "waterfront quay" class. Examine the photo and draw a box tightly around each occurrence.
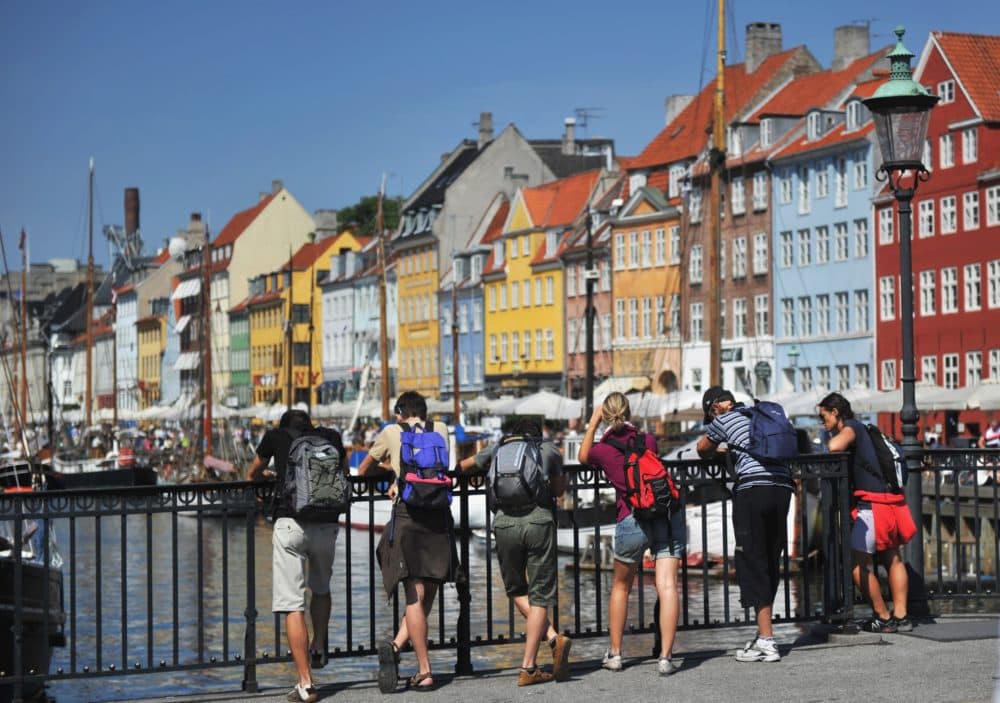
[122,619,999,703]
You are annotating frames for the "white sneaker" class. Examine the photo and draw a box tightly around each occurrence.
[735,637,780,663]
[657,657,678,676]
[287,683,318,703]
[601,650,623,671]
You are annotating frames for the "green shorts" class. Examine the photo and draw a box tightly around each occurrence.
[493,505,557,608]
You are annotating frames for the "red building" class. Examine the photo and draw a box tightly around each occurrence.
[874,31,1000,442]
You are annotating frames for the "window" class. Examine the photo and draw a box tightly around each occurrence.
[656,227,667,265]
[493,240,504,265]
[640,230,652,267]
[761,119,773,147]
[473,300,482,330]
[942,267,959,313]
[941,196,957,234]
[443,306,452,335]
[614,233,625,270]
[798,166,810,214]
[779,231,793,268]
[920,270,936,316]
[600,261,610,292]
[880,276,895,320]
[816,294,830,336]
[816,161,829,198]
[535,278,542,306]
[779,174,792,204]
[835,292,849,333]
[937,80,954,103]
[817,366,831,391]
[545,329,555,360]
[854,153,868,190]
[797,229,811,267]
[837,365,850,391]
[922,355,938,384]
[834,222,849,261]
[689,245,703,283]
[688,187,702,223]
[488,285,496,312]
[521,234,530,256]
[854,289,869,332]
[798,296,812,337]
[459,303,468,333]
[728,127,743,157]
[853,218,869,258]
[807,112,822,140]
[545,276,554,305]
[881,359,897,390]
[667,295,679,337]
[489,334,497,363]
[499,282,507,310]
[731,178,746,215]
[754,294,769,336]
[964,191,980,230]
[846,101,864,131]
[989,259,1000,308]
[834,158,847,207]
[522,279,531,307]
[939,133,954,168]
[878,208,893,244]
[967,351,983,386]
[816,225,830,264]
[719,240,726,280]
[965,263,981,311]
[991,348,1000,380]
[566,267,576,297]
[626,231,638,268]
[752,233,768,275]
[923,139,932,170]
[753,171,767,211]
[987,185,1000,226]
[566,320,576,354]
[641,296,652,337]
[615,299,626,340]
[628,298,639,338]
[962,127,978,164]
[733,298,747,337]
[668,226,680,265]
[669,164,686,198]
[535,329,543,360]
[782,298,795,337]
[690,302,704,341]
[655,295,667,335]
[600,314,612,351]
[733,236,747,278]
[943,353,959,389]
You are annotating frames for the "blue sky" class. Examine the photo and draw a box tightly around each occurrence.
[1,0,995,268]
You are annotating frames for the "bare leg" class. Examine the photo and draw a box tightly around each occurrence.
[756,605,774,638]
[521,603,550,670]
[403,578,438,685]
[883,549,909,618]
[309,592,331,655]
[608,560,638,654]
[853,550,890,620]
[654,558,680,658]
[285,611,313,688]
[513,595,558,643]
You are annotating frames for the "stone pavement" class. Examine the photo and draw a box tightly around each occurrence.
[122,617,999,703]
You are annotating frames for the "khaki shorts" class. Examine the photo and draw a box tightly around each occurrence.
[493,506,557,608]
[272,517,339,613]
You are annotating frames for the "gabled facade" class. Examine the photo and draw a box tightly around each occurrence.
[114,283,139,418]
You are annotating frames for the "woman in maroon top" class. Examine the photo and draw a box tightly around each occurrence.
[579,392,686,676]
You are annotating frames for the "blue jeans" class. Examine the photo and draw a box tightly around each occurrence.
[613,511,686,564]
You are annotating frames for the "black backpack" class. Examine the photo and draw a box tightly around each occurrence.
[283,430,350,521]
[487,435,550,512]
[861,424,906,493]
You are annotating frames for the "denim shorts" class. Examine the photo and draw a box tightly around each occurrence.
[613,511,686,564]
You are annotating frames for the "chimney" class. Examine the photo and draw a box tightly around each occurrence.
[271,179,284,194]
[477,111,494,149]
[188,212,205,247]
[832,24,870,71]
[745,22,782,74]
[124,187,140,236]
[562,117,576,156]
[314,209,339,239]
[664,94,694,127]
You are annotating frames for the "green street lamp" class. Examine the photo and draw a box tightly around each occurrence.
[863,25,939,598]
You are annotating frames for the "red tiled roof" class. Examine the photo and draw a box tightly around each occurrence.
[213,193,275,248]
[931,32,1000,121]
[480,201,510,245]
[750,52,883,121]
[850,75,885,100]
[229,297,251,314]
[630,48,805,170]
[246,289,283,307]
[522,170,601,229]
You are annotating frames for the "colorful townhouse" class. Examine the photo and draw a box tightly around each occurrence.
[627,22,821,393]
[763,49,884,396]
[874,31,1000,439]
[483,169,607,394]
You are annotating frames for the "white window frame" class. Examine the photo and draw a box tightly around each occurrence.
[939,133,954,169]
[834,222,849,261]
[640,230,652,268]
[781,298,795,337]
[797,229,811,267]
[815,161,829,199]
[779,174,792,204]
[690,302,704,342]
[855,289,870,332]
[922,355,938,385]
[920,269,936,316]
[880,276,896,321]
[798,296,812,337]
[614,233,625,270]
[967,351,983,386]
[988,259,1000,309]
[752,232,768,275]
[918,200,935,238]
[689,244,703,283]
[878,208,893,244]
[655,227,667,266]
[798,166,810,214]
[752,171,767,211]
[986,185,1000,226]
[754,294,769,336]
[941,196,957,234]
[628,232,639,269]
[834,157,848,207]
[937,80,955,103]
[779,231,793,268]
[688,187,702,223]
[668,226,680,265]
[733,297,747,338]
[733,236,747,278]
[941,266,958,314]
[965,263,981,312]
[943,353,959,389]
[853,218,868,258]
[731,178,746,215]
[816,225,829,264]
[964,191,980,230]
[882,359,897,390]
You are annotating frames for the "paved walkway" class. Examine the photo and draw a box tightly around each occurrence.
[122,617,999,703]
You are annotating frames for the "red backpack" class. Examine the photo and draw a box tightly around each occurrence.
[606,432,680,520]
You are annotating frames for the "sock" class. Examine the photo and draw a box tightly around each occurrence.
[757,636,775,645]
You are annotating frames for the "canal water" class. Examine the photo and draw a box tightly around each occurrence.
[44,513,810,702]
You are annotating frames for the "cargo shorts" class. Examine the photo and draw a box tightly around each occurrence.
[493,505,558,608]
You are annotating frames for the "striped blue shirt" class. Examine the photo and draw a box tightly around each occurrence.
[705,407,792,492]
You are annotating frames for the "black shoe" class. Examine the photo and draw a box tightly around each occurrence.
[377,638,399,693]
[890,615,913,632]
[859,617,897,633]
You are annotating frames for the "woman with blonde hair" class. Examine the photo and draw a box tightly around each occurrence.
[578,392,685,675]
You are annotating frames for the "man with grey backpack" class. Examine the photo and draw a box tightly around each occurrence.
[248,409,348,703]
[457,416,572,687]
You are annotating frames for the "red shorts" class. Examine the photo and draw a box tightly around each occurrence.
[852,492,917,551]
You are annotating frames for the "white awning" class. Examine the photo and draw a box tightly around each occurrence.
[171,278,201,301]
[175,315,192,333]
[173,351,201,371]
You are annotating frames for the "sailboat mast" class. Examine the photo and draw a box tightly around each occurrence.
[85,158,94,429]
[707,0,726,387]
[112,287,118,428]
[19,229,27,431]
[285,246,293,407]
[452,275,460,422]
[203,226,213,456]
[376,177,390,420]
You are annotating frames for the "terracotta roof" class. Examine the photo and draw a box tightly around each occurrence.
[247,289,283,308]
[930,32,1000,121]
[229,297,251,314]
[630,48,805,170]
[522,170,601,229]
[750,52,883,121]
[480,201,510,245]
[850,76,885,100]
[213,193,275,248]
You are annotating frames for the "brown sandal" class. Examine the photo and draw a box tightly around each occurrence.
[407,671,436,691]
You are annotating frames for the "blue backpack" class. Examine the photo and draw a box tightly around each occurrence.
[732,400,799,466]
[397,422,452,511]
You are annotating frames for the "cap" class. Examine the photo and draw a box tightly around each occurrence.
[702,386,735,424]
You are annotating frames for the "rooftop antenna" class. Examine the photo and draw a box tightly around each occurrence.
[573,107,605,138]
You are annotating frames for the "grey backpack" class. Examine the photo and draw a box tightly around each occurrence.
[487,435,550,512]
[283,432,349,521]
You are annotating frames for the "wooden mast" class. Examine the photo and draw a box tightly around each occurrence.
[707,0,726,387]
[451,270,460,423]
[19,229,27,430]
[285,245,293,408]
[85,158,94,428]
[111,286,118,428]
[202,225,213,456]
[376,176,391,420]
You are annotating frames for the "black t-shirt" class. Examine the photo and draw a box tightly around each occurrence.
[843,418,891,494]
[256,425,346,519]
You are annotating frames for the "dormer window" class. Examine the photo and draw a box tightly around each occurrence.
[629,172,647,194]
[400,214,415,237]
[545,231,558,256]
[453,258,465,282]
[760,119,773,148]
[493,241,504,265]
[845,100,865,131]
[807,112,822,141]
[727,127,743,158]
[668,164,686,198]
[471,255,483,281]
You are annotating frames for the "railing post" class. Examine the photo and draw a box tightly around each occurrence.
[454,473,473,676]
[242,485,259,692]
[839,455,856,629]
[12,496,24,703]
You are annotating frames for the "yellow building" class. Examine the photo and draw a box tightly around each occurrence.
[483,170,602,393]
[136,313,165,409]
[247,282,285,406]
[395,241,440,397]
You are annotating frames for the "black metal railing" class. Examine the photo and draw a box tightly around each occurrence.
[3,449,997,700]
